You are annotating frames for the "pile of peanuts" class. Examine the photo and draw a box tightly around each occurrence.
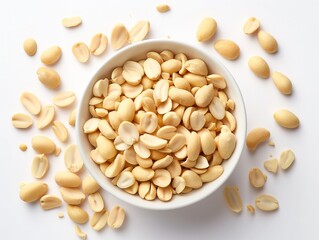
[84,50,237,201]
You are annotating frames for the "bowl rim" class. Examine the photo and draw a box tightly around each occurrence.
[76,39,247,210]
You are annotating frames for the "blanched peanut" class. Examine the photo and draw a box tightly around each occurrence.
[249,167,267,188]
[200,165,223,183]
[255,194,279,212]
[31,136,56,154]
[224,186,242,213]
[195,84,214,107]
[20,92,41,115]
[23,38,37,56]
[129,20,150,43]
[110,23,128,50]
[248,56,270,79]
[243,17,260,34]
[88,192,104,212]
[246,128,270,151]
[279,149,295,170]
[152,155,173,170]
[140,112,158,133]
[67,205,89,224]
[152,169,171,187]
[60,187,85,205]
[182,170,202,189]
[218,131,236,159]
[156,4,170,13]
[55,171,81,188]
[271,71,293,95]
[185,59,208,76]
[214,40,240,60]
[64,144,83,173]
[118,98,135,122]
[163,111,181,127]
[40,195,62,210]
[187,132,201,161]
[183,73,207,87]
[157,186,173,201]
[257,30,278,54]
[82,175,100,195]
[19,182,48,202]
[200,129,216,155]
[140,134,167,150]
[107,205,126,229]
[40,46,62,65]
[37,67,61,89]
[197,17,217,42]
[96,135,117,160]
[274,109,299,129]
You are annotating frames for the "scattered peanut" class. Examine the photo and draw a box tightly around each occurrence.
[224,186,243,213]
[243,17,260,34]
[37,66,61,89]
[214,39,240,60]
[255,194,279,212]
[20,92,41,115]
[72,42,90,63]
[248,56,270,79]
[197,17,217,42]
[249,167,267,188]
[156,4,170,13]
[89,33,108,56]
[62,16,82,28]
[23,38,37,56]
[19,182,48,202]
[128,20,150,43]
[19,143,28,151]
[257,30,278,54]
[264,158,278,173]
[274,109,299,129]
[12,113,33,129]
[41,46,62,65]
[246,128,270,151]
[279,149,295,170]
[271,71,293,95]
[40,195,62,210]
[110,23,129,50]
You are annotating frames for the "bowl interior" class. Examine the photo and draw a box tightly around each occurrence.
[76,39,246,210]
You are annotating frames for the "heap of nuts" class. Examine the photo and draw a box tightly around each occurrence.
[83,50,237,202]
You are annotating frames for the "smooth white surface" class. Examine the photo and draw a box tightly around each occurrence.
[1,0,318,239]
[76,39,247,210]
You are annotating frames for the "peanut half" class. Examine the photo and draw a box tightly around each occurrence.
[255,194,279,212]
[110,23,129,50]
[246,127,270,151]
[20,92,41,115]
[224,186,243,213]
[62,16,82,28]
[243,17,260,34]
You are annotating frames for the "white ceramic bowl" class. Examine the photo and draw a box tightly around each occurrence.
[76,39,246,210]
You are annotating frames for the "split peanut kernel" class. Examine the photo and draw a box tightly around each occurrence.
[83,50,237,201]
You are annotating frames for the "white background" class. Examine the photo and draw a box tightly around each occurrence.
[1,0,318,239]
